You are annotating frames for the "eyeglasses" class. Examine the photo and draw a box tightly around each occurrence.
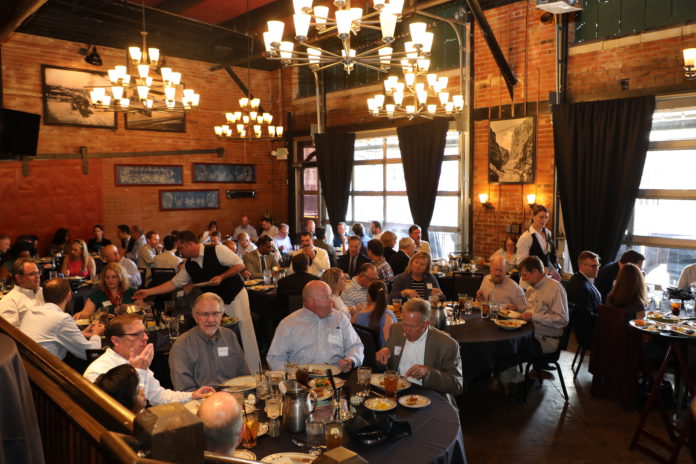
[195,311,223,319]
[582,263,600,269]
[120,331,147,338]
[20,272,41,277]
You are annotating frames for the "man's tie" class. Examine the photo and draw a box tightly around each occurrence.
[349,256,356,275]
[261,254,266,272]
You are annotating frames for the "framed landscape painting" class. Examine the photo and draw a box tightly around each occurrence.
[488,115,535,184]
[41,65,117,128]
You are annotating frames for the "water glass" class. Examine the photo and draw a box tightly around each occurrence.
[305,417,325,456]
[357,366,372,396]
[285,362,298,380]
[263,270,272,285]
[464,301,473,315]
[164,315,179,339]
[256,371,271,400]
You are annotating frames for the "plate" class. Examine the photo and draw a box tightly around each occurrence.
[234,449,257,460]
[493,319,527,330]
[249,284,275,292]
[260,452,316,464]
[308,377,346,389]
[669,324,696,337]
[221,375,257,392]
[244,279,263,286]
[221,316,239,326]
[398,394,431,409]
[369,374,411,391]
[302,364,341,377]
[629,319,661,333]
[497,309,520,319]
[364,397,397,412]
[257,422,269,437]
[646,311,680,323]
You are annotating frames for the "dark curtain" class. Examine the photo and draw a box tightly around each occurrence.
[553,96,655,272]
[315,132,356,233]
[397,119,449,241]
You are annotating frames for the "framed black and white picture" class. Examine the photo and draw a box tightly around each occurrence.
[192,163,256,183]
[115,165,183,186]
[41,65,117,128]
[159,189,220,210]
[488,115,535,184]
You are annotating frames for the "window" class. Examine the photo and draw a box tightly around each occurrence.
[621,99,696,288]
[344,130,461,259]
[297,142,321,224]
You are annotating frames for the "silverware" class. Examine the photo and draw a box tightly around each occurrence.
[370,389,385,398]
[292,438,325,449]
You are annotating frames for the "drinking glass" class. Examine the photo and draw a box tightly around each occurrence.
[295,366,310,386]
[481,302,490,319]
[325,421,343,449]
[305,417,325,456]
[392,298,402,317]
[464,301,473,315]
[285,362,298,380]
[241,410,259,449]
[163,299,175,315]
[357,366,372,396]
[269,371,284,393]
[265,393,282,437]
[457,293,468,310]
[255,371,271,400]
[163,315,179,340]
[671,299,682,317]
[383,370,399,398]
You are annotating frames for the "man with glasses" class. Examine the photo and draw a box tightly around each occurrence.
[341,263,379,308]
[84,313,214,405]
[566,250,602,351]
[169,293,249,391]
[0,258,44,327]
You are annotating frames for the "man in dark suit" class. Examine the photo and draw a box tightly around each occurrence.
[376,298,463,404]
[566,250,602,350]
[277,253,319,316]
[595,250,645,302]
[242,235,280,279]
[388,237,415,276]
[314,227,337,268]
[337,236,370,277]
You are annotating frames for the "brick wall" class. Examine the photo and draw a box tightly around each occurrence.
[0,33,288,255]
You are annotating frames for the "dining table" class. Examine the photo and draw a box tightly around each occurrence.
[446,313,535,385]
[238,369,467,464]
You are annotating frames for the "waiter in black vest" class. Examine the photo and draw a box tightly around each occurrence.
[134,230,260,371]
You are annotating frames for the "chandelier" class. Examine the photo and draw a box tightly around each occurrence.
[367,70,464,119]
[685,48,696,80]
[213,97,284,139]
[263,0,435,75]
[86,2,199,113]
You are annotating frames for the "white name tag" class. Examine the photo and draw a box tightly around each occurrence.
[217,347,229,357]
[102,301,112,308]
[328,333,341,345]
[426,283,433,290]
[394,346,402,356]
[176,290,184,298]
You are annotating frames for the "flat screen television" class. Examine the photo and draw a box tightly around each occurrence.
[0,108,41,158]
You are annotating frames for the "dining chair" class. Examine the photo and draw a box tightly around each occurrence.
[352,323,379,369]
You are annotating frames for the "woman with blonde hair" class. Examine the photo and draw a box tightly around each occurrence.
[390,251,443,302]
[607,263,648,320]
[353,280,396,347]
[380,231,398,261]
[74,263,136,320]
[61,239,96,279]
[322,267,353,318]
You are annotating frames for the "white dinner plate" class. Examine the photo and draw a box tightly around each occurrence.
[221,375,257,392]
[233,449,257,460]
[301,364,340,377]
[364,397,397,412]
[308,377,345,389]
[493,319,527,330]
[260,452,316,464]
[369,373,411,391]
[244,279,263,286]
[398,394,431,409]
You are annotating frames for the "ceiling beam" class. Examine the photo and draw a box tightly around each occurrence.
[0,0,47,44]
[153,0,203,14]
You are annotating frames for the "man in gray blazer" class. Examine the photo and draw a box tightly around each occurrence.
[376,298,463,403]
[243,235,280,279]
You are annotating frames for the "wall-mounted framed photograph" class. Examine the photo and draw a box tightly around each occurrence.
[41,65,117,128]
[488,115,536,184]
[115,164,183,186]
[125,96,186,132]
[159,189,219,210]
[192,163,256,183]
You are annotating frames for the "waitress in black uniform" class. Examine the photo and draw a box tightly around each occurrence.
[515,204,561,281]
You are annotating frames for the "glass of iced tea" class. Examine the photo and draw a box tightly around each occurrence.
[458,293,468,310]
[392,298,402,317]
[325,421,343,449]
[383,370,399,398]
[481,302,490,319]
[671,299,682,317]
[241,410,259,449]
[295,366,310,386]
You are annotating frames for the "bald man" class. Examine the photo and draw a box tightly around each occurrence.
[266,281,364,372]
[476,255,527,308]
[100,244,141,288]
[198,392,243,457]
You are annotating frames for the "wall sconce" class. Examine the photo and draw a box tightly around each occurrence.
[684,48,696,79]
[479,193,493,209]
[527,194,537,208]
[84,45,102,66]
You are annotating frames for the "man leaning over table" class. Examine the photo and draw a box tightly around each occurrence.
[376,298,463,403]
[0,257,44,327]
[133,230,261,374]
[267,280,364,373]
[169,293,249,391]
[84,313,214,405]
[476,255,527,308]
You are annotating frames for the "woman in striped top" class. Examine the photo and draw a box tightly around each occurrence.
[390,251,443,303]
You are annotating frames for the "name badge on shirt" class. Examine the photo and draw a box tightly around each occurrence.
[426,283,433,290]
[176,290,184,298]
[394,346,402,356]
[102,301,112,308]
[328,333,341,346]
[218,347,229,357]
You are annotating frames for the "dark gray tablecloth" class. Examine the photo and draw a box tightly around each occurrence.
[0,334,45,464]
[249,371,467,464]
[447,314,535,385]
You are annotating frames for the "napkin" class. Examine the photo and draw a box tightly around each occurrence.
[346,409,411,446]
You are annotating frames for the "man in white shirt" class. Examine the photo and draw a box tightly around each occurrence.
[137,231,161,285]
[267,281,364,372]
[260,217,279,239]
[376,298,463,400]
[290,232,330,277]
[678,263,696,291]
[153,235,182,270]
[476,255,527,308]
[408,225,431,256]
[134,230,261,373]
[233,215,258,241]
[236,232,257,257]
[273,223,292,254]
[0,258,44,327]
[101,244,141,288]
[20,278,104,360]
[84,313,214,405]
[370,221,384,240]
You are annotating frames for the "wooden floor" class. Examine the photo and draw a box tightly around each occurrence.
[459,338,694,463]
